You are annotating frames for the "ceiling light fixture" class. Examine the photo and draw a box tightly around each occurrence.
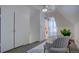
[42,5,48,13]
[42,8,47,12]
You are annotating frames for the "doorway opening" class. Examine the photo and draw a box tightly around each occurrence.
[44,16,57,41]
[48,17,57,38]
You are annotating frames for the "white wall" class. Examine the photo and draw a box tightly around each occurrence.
[14,6,30,47]
[29,7,40,43]
[1,6,14,52]
[1,6,41,52]
[74,23,79,49]
[1,6,31,52]
[55,11,74,36]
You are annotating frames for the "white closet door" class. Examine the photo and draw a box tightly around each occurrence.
[15,6,30,47]
[1,6,14,52]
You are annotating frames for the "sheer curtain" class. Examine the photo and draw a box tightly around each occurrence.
[48,17,57,37]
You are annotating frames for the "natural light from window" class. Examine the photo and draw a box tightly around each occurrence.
[48,17,57,37]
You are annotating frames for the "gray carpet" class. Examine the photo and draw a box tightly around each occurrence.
[27,42,45,53]
[4,41,44,53]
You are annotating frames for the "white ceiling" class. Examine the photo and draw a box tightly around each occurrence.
[38,5,79,24]
[32,5,79,24]
[56,5,79,24]
[31,5,55,12]
[31,5,43,10]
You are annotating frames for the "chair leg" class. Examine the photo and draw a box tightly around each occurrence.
[44,48,46,53]
[69,47,71,53]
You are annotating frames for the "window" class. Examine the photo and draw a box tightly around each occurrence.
[48,17,57,37]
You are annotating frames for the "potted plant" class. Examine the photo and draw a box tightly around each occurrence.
[60,28,71,37]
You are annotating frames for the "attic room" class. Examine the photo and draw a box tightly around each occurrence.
[0,5,79,53]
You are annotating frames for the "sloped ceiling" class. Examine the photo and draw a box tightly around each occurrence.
[31,5,79,24]
[56,5,79,24]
